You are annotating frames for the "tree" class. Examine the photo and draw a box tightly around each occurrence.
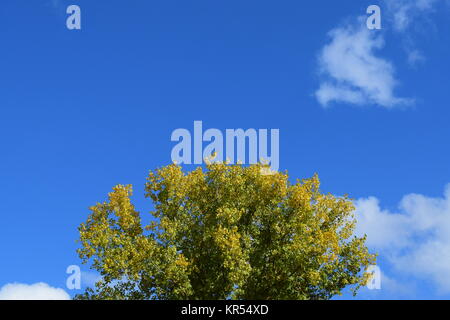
[76,162,375,300]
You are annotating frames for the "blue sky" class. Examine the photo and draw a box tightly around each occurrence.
[0,0,450,299]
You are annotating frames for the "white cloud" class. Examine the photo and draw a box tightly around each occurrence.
[0,283,70,300]
[407,49,426,66]
[384,0,442,32]
[382,0,447,73]
[354,197,411,250]
[315,1,449,108]
[315,20,411,108]
[355,184,450,293]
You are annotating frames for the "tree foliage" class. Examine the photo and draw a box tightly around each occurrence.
[76,163,375,300]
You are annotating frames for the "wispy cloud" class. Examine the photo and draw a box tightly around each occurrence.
[384,0,447,69]
[315,19,411,108]
[81,271,102,288]
[384,0,442,32]
[406,48,426,67]
[49,0,63,9]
